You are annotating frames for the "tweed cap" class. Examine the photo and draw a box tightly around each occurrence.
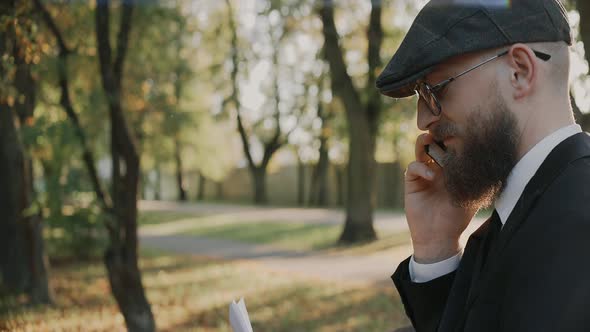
[376,0,572,98]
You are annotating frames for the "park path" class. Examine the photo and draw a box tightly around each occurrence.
[139,200,485,286]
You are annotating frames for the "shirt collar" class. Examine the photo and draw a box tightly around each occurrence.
[494,124,582,225]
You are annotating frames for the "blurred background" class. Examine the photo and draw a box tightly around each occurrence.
[1,0,589,331]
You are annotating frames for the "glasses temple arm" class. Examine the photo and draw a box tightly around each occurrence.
[430,50,550,91]
[433,51,508,90]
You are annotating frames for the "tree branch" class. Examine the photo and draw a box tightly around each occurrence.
[113,0,134,90]
[33,0,70,55]
[319,0,363,116]
[225,0,256,171]
[95,0,114,95]
[35,0,113,214]
[267,39,282,155]
[96,0,138,164]
[236,111,256,169]
[365,0,383,132]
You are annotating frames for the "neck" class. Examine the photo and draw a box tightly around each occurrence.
[516,98,575,160]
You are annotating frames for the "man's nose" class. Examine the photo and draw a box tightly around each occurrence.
[416,98,440,130]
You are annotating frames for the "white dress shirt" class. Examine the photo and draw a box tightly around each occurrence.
[408,124,583,283]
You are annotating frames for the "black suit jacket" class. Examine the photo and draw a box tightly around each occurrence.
[393,132,590,332]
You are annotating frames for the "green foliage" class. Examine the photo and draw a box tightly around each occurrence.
[0,0,41,103]
[45,206,107,260]
[29,0,433,242]
[377,96,420,166]
[26,0,416,207]
[27,101,107,260]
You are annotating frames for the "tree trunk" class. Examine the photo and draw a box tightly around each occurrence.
[13,37,53,304]
[0,2,52,302]
[216,182,224,200]
[309,132,330,206]
[391,161,403,209]
[104,247,154,331]
[105,113,154,332]
[320,0,382,243]
[226,0,285,206]
[140,171,148,200]
[95,1,155,331]
[26,213,52,304]
[154,165,161,200]
[298,159,305,206]
[174,138,187,201]
[340,112,377,242]
[0,102,29,296]
[316,142,330,206]
[252,167,268,205]
[197,172,206,200]
[335,165,345,207]
[309,73,331,207]
[41,160,64,221]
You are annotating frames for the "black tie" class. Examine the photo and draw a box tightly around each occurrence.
[467,210,503,301]
[482,210,502,269]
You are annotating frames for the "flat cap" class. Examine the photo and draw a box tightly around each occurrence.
[376,0,572,98]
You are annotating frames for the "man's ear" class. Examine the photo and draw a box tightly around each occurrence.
[507,44,537,100]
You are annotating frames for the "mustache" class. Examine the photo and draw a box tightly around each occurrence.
[431,122,460,142]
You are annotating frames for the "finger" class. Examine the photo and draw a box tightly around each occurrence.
[415,133,435,163]
[405,161,435,182]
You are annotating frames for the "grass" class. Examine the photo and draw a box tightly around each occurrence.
[139,211,202,225]
[0,254,410,331]
[184,222,343,251]
[181,221,412,253]
[138,208,413,253]
[1,207,414,330]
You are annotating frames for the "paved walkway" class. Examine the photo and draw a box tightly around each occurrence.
[139,200,411,235]
[139,200,485,286]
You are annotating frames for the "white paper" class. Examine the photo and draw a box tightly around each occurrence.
[229,298,253,332]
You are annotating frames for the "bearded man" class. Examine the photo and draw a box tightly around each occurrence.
[377,0,590,331]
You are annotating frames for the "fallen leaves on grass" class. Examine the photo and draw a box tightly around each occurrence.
[2,254,409,331]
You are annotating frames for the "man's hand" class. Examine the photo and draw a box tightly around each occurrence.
[404,133,477,263]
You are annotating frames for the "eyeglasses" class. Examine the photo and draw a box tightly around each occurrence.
[415,50,552,116]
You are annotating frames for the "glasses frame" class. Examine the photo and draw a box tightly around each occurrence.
[415,49,552,116]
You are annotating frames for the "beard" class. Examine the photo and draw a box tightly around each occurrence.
[433,94,519,210]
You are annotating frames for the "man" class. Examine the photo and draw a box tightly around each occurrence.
[376,0,590,331]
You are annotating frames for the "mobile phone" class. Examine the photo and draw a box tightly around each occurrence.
[425,142,447,168]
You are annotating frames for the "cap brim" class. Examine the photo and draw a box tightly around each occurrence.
[377,66,434,99]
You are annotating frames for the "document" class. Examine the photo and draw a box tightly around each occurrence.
[229,298,253,332]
